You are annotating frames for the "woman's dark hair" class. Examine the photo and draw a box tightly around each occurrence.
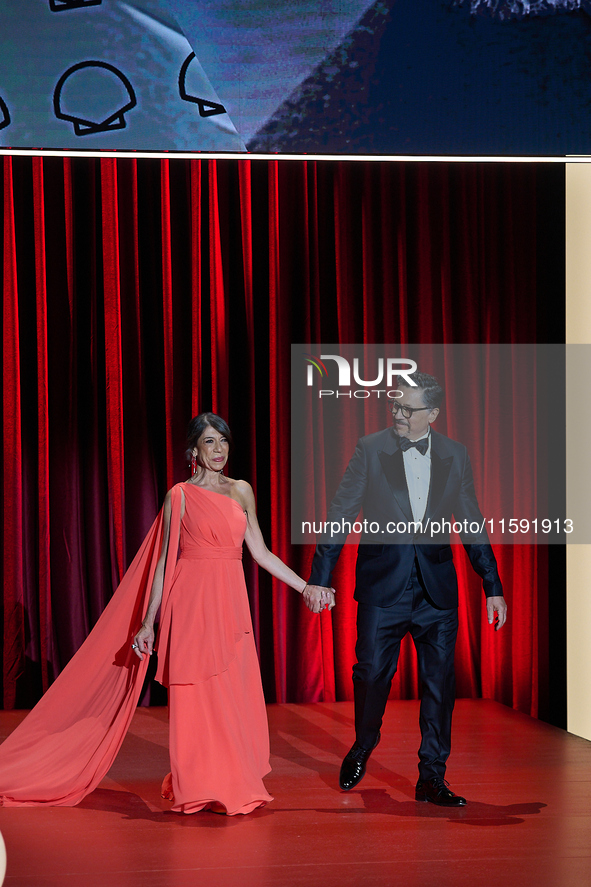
[185,412,233,461]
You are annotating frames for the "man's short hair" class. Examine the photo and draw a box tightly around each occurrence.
[396,371,444,410]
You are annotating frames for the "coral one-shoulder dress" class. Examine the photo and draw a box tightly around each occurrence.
[0,482,272,815]
[157,483,272,814]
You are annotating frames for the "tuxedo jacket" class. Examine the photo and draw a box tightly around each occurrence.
[309,427,503,609]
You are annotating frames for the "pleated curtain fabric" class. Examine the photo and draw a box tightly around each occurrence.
[1,156,563,718]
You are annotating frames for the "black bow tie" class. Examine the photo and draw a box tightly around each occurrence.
[398,436,429,455]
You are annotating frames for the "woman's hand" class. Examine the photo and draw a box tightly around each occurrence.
[132,623,154,660]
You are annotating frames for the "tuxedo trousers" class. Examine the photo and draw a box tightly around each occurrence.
[353,561,459,781]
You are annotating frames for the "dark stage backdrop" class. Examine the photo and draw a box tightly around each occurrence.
[1,156,564,718]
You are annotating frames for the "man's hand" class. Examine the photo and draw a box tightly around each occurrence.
[486,595,507,631]
[303,585,336,614]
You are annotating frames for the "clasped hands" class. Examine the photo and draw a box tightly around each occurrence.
[303,584,335,614]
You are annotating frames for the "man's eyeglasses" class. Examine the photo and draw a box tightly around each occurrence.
[390,401,431,419]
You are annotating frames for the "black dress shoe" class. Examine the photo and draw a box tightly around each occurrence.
[415,777,467,807]
[339,732,381,791]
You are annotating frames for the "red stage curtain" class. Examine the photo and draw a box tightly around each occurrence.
[1,156,563,717]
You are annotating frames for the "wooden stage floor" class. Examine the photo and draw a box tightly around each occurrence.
[0,700,590,887]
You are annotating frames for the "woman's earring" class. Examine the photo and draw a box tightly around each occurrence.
[191,455,197,476]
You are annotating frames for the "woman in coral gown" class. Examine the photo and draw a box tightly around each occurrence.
[0,413,334,814]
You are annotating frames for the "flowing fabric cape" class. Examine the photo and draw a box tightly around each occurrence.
[0,486,183,807]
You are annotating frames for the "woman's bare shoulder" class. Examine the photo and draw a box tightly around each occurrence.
[228,477,252,492]
[226,478,254,506]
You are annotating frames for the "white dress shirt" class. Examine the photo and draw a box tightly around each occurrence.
[402,432,431,524]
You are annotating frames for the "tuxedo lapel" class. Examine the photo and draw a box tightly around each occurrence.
[377,447,413,522]
[376,430,455,526]
[424,438,453,524]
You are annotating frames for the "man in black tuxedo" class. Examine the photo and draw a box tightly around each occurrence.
[305,372,507,806]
